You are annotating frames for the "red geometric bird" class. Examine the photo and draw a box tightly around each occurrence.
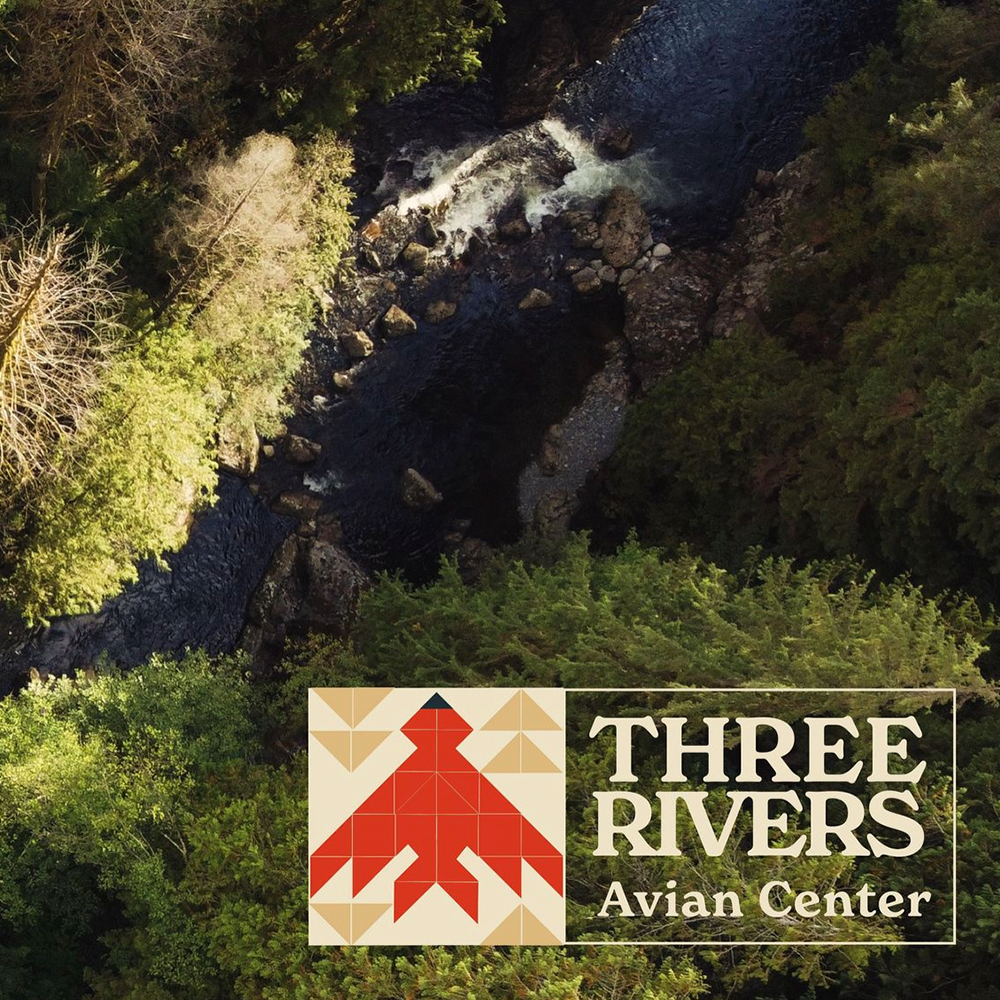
[310,693,563,921]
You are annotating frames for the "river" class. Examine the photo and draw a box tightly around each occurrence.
[0,0,895,684]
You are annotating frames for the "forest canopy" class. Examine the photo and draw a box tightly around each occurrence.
[0,1,998,999]
[0,0,500,621]
[0,539,991,999]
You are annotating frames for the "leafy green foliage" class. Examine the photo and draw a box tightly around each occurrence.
[0,652,257,999]
[339,535,991,694]
[607,0,1000,593]
[0,541,989,997]
[3,319,218,621]
[254,0,504,131]
[0,0,477,621]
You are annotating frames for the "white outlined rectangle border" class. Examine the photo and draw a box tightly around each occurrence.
[562,686,958,947]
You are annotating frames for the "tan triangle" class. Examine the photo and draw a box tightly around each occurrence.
[351,731,391,768]
[483,733,522,773]
[481,692,522,731]
[351,902,391,942]
[521,906,561,945]
[314,689,355,727]
[312,731,352,769]
[311,903,351,942]
[481,905,523,945]
[519,691,560,731]
[353,688,392,726]
[520,734,559,774]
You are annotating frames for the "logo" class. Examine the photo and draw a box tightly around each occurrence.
[308,688,566,945]
[309,687,955,947]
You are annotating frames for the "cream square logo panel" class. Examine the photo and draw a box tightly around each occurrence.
[308,688,566,945]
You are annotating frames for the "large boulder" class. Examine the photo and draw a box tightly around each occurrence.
[622,252,725,391]
[401,468,443,510]
[518,288,553,310]
[217,423,258,478]
[599,187,649,269]
[241,536,369,670]
[383,304,418,338]
[284,434,322,464]
[571,267,602,295]
[272,491,323,521]
[401,241,430,274]
[342,329,374,359]
[425,300,458,323]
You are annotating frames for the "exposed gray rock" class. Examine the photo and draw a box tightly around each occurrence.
[342,329,374,359]
[539,425,562,476]
[423,217,443,245]
[360,246,382,271]
[301,541,368,632]
[498,216,532,241]
[425,300,458,323]
[401,468,443,510]
[383,304,418,338]
[285,435,322,464]
[570,219,601,249]
[316,513,344,545]
[622,253,725,391]
[241,536,368,670]
[599,186,650,268]
[261,444,275,459]
[217,425,258,478]
[518,288,553,310]
[401,241,430,274]
[599,265,617,284]
[572,267,602,295]
[332,371,354,392]
[359,207,413,267]
[533,490,575,538]
[612,150,823,393]
[272,491,323,521]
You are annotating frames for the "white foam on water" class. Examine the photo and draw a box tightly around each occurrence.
[386,118,669,253]
[304,469,347,494]
[523,120,666,226]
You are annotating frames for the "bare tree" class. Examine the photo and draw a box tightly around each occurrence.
[159,132,315,310]
[6,0,226,219]
[0,228,121,485]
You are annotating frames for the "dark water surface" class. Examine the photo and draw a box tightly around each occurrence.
[559,0,894,231]
[0,0,895,681]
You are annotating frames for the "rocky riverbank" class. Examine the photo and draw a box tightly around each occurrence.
[236,146,823,668]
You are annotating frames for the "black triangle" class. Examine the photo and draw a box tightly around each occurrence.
[422,693,451,709]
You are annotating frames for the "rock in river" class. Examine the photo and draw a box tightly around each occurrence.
[518,288,553,310]
[401,241,430,274]
[383,304,418,338]
[272,491,323,521]
[284,434,322,464]
[425,299,458,323]
[599,186,650,268]
[342,329,374,359]
[401,468,443,510]
[571,267,602,295]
